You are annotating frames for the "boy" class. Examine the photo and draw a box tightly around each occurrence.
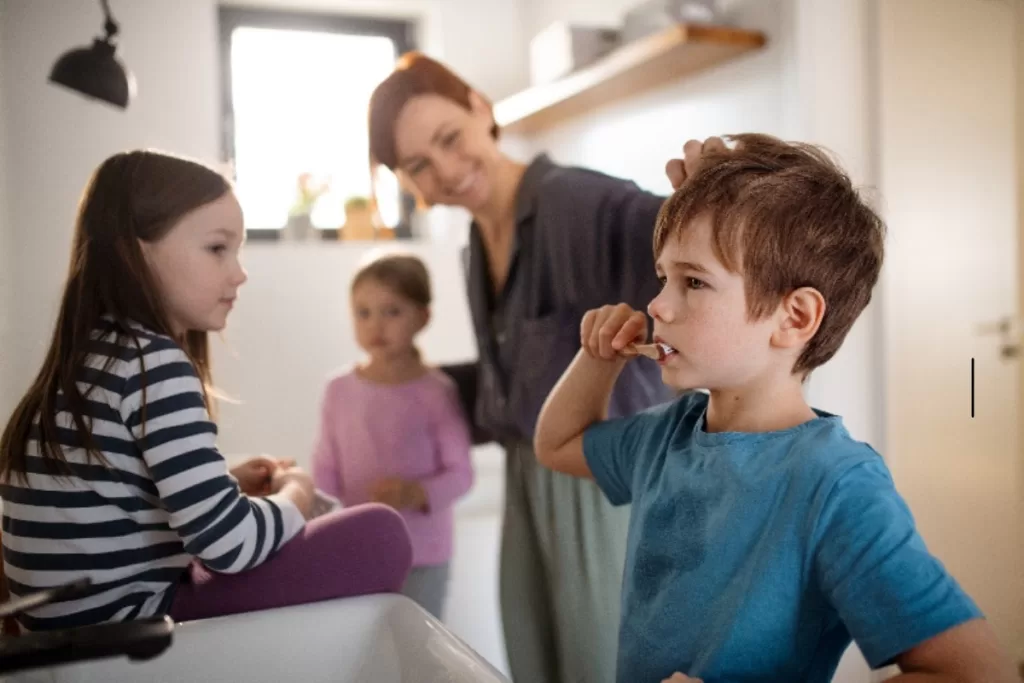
[533,135,1017,683]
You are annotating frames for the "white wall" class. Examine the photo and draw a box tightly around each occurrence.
[2,0,223,401]
[0,0,13,426]
[514,0,877,680]
[0,0,521,673]
[1018,5,1024,663]
[523,0,624,41]
[790,0,883,455]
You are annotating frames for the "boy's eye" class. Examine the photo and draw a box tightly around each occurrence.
[657,275,667,286]
[686,277,707,290]
[384,307,401,317]
[356,309,370,319]
[442,131,460,147]
[207,245,227,256]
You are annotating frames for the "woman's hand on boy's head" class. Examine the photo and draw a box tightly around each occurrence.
[581,304,648,361]
[665,136,728,190]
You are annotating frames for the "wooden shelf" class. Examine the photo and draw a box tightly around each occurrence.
[494,24,767,135]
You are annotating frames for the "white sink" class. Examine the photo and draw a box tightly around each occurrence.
[4,594,511,683]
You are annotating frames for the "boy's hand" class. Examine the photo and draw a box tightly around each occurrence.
[581,303,648,361]
[665,136,728,189]
[662,674,703,683]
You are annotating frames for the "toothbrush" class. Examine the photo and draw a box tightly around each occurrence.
[621,343,664,361]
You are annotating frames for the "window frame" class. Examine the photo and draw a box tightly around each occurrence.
[218,7,416,241]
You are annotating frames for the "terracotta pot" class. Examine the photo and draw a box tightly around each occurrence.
[341,205,376,241]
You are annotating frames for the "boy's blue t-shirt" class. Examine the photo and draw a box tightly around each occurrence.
[583,391,981,683]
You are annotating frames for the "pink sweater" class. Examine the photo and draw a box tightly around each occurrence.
[311,368,474,566]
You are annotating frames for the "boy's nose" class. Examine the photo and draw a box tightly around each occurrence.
[648,294,673,323]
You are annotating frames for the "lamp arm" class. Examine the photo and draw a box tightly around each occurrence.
[99,0,119,41]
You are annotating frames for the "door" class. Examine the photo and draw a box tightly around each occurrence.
[878,0,1023,663]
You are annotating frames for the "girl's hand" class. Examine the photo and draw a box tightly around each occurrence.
[230,455,279,496]
[662,674,703,683]
[371,478,428,512]
[580,303,648,361]
[270,466,313,494]
[269,466,315,519]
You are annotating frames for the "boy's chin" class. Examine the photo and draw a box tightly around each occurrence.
[660,367,701,393]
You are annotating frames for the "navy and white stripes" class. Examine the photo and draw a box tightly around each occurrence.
[1,321,304,631]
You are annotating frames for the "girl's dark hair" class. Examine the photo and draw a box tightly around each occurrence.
[0,150,231,483]
[351,252,432,307]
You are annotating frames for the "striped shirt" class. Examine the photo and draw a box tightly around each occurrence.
[0,320,305,631]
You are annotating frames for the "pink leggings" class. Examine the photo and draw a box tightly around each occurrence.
[169,503,412,622]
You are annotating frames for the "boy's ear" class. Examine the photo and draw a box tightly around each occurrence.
[419,306,432,332]
[771,287,825,351]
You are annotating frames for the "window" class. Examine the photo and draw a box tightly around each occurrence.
[219,9,414,240]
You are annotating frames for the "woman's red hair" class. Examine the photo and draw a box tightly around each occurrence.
[368,52,498,172]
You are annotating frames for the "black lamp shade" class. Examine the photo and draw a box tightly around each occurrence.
[49,38,135,109]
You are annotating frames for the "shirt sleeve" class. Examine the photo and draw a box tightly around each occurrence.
[418,376,475,511]
[813,458,983,668]
[310,382,345,501]
[569,173,666,312]
[120,342,304,574]
[582,410,657,506]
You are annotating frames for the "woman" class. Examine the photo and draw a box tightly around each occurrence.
[369,53,675,683]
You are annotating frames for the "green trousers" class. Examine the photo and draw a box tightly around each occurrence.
[499,441,630,683]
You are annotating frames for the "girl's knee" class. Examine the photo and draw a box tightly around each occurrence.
[322,501,403,526]
[311,503,411,548]
[349,502,406,526]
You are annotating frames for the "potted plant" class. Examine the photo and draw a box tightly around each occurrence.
[341,195,393,241]
[287,173,328,240]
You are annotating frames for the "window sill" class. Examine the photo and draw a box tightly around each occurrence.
[245,228,418,242]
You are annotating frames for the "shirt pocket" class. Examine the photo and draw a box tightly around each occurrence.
[508,312,582,439]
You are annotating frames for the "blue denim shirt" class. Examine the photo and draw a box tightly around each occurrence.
[451,155,675,444]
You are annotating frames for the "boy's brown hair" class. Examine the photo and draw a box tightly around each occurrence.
[653,133,885,375]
